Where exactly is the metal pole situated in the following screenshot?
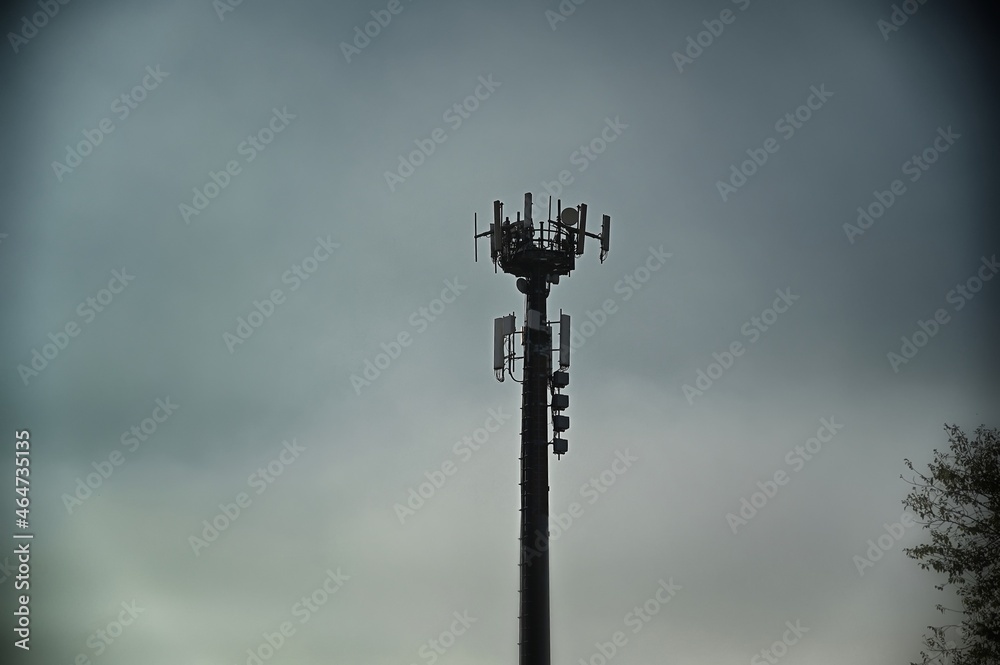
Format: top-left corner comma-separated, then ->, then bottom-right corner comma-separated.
518,272 -> 551,665
475,194 -> 611,665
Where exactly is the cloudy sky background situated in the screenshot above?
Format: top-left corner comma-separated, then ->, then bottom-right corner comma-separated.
1,0 -> 999,663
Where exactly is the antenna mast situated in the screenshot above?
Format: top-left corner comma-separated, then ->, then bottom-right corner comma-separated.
474,192 -> 612,665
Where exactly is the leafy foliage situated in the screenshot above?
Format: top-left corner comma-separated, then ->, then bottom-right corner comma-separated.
902,424 -> 999,665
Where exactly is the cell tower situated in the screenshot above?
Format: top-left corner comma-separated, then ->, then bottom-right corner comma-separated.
474,193 -> 611,665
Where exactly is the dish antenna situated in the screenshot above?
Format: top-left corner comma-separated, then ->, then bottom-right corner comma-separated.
560,207 -> 578,227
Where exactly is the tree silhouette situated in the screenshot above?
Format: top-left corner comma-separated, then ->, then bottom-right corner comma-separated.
902,424 -> 999,665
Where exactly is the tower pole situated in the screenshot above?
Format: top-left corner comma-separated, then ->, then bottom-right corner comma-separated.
519,272 -> 551,665
473,193 -> 611,665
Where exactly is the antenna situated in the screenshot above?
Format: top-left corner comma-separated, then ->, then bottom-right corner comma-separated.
494,314 -> 514,374
493,317 -> 505,372
492,201 -> 503,261
559,312 -> 570,369
576,203 -> 588,256
560,207 -> 578,227
601,214 -> 611,262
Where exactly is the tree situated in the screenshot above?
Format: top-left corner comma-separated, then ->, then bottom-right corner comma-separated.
901,424 -> 999,665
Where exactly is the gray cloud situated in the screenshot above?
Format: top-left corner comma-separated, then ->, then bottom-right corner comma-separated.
1,0 -> 998,663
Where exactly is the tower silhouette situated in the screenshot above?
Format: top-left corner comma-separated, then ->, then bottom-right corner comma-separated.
475,193 -> 611,665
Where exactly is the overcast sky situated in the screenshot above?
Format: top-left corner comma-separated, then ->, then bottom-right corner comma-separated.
1,0 -> 999,664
